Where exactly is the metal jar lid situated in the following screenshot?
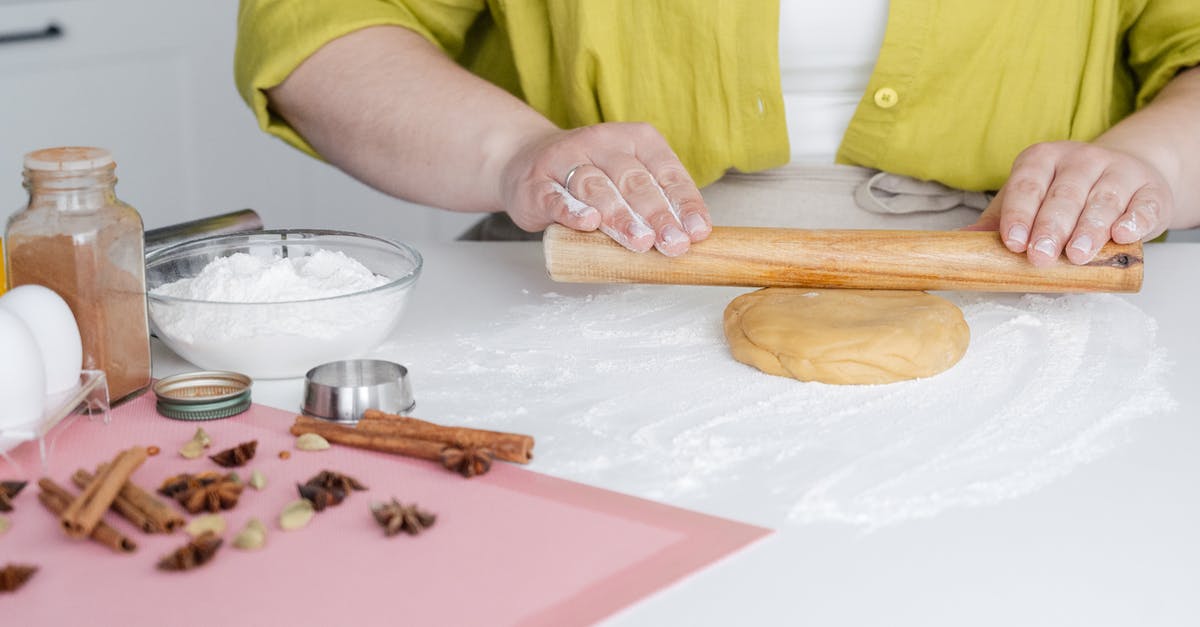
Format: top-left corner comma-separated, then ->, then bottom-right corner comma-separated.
153,371 -> 253,421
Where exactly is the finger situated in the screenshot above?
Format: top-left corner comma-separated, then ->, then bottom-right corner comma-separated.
655,166 -> 711,241
1063,172 -> 1134,264
1027,158 -> 1106,266
565,163 -> 655,252
543,181 -> 601,232
998,145 -> 1059,253
593,153 -> 690,256
962,190 -> 1003,231
635,140 -> 712,242
507,179 -> 592,232
1112,185 -> 1169,244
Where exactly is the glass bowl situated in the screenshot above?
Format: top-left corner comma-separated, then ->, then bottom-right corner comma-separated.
145,229 -> 421,379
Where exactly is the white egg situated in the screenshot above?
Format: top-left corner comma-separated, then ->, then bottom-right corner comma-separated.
0,285 -> 83,393
0,308 -> 46,430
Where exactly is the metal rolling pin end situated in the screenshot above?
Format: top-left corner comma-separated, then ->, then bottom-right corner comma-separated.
144,209 -> 264,254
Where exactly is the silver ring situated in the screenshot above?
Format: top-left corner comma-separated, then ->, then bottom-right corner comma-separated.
563,163 -> 587,191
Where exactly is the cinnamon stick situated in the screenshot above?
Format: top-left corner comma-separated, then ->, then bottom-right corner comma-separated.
290,419 -> 446,461
72,468 -> 184,534
59,447 -> 148,538
37,479 -> 136,553
357,409 -> 534,463
70,469 -> 148,531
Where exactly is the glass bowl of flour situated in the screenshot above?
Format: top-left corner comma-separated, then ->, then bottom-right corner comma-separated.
145,229 -> 421,379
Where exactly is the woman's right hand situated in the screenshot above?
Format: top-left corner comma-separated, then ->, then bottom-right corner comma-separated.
499,122 -> 712,256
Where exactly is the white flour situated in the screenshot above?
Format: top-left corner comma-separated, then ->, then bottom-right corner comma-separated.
150,250 -> 405,378
151,249 -> 387,302
381,286 -> 1174,529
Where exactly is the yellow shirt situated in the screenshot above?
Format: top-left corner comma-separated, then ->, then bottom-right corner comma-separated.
235,0 -> 1200,192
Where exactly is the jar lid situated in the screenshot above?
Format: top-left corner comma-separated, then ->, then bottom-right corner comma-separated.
153,370 -> 253,421
23,147 -> 114,172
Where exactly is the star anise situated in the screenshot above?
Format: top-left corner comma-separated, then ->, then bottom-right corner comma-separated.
158,472 -> 244,514
184,480 -> 243,514
297,470 -> 367,512
209,440 -> 257,468
0,563 -> 37,593
371,499 -> 437,537
157,531 -> 223,571
0,481 -> 27,512
297,483 -> 344,512
440,446 -> 493,478
306,470 -> 368,494
159,471 -> 221,498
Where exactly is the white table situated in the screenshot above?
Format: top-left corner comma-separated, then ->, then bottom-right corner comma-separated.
153,241 -> 1200,626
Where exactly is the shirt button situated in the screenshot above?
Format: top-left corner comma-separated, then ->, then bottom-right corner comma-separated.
873,87 -> 899,108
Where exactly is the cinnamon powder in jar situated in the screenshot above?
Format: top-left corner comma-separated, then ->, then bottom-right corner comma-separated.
4,148 -> 151,402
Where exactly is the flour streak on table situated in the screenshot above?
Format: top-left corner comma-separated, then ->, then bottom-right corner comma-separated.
381,286 -> 1173,529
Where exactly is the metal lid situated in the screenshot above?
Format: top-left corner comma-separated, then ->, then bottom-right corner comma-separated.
153,371 -> 253,421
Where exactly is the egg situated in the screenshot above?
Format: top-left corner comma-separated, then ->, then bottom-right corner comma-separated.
0,285 -> 83,393
0,308 -> 46,430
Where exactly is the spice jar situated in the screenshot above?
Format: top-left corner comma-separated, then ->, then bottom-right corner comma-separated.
4,147 -> 151,402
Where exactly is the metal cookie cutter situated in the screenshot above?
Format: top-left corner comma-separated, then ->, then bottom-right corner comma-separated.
302,359 -> 415,424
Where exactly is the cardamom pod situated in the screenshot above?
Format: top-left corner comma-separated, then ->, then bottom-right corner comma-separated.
179,439 -> 206,459
0,515 -> 10,535
233,518 -> 267,550
193,428 -> 212,448
185,513 -> 227,537
279,499 -> 315,531
248,470 -> 267,491
295,433 -> 331,452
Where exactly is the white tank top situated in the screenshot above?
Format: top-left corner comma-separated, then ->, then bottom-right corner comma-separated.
779,0 -> 890,163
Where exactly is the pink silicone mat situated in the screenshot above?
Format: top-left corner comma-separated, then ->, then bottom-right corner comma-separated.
0,392 -> 770,626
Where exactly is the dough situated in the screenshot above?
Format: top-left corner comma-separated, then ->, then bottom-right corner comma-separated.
723,288 -> 969,384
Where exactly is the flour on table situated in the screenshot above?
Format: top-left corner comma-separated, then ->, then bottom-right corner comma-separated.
379,286 -> 1174,529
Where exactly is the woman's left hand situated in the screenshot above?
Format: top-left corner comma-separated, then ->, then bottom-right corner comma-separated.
969,140 -> 1173,266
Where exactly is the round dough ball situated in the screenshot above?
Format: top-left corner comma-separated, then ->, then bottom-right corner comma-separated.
723,288 -> 969,385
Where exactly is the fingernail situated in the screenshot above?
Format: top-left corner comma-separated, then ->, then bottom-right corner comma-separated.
627,219 -> 654,241
598,225 -> 630,249
660,224 -> 688,246
1007,224 -> 1029,246
1117,216 -> 1138,235
1032,237 -> 1057,258
570,205 -> 598,222
683,213 -> 707,235
1069,234 -> 1093,255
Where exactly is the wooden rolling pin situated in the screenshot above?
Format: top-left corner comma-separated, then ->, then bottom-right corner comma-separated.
543,225 -> 1143,293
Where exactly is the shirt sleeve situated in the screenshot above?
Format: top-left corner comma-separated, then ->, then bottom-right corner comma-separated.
234,0 -> 487,158
1126,0 -> 1200,108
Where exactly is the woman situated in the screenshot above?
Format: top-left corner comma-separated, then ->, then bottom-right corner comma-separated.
235,1 -> 1200,265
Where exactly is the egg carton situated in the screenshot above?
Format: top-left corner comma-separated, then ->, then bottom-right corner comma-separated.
0,369 -> 110,472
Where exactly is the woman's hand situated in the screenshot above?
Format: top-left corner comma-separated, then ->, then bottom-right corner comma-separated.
972,141 -> 1173,266
499,122 -> 712,256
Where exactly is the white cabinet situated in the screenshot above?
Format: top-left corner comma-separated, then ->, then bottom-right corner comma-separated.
0,0 -> 478,240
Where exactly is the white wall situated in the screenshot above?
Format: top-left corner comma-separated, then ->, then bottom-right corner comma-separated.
0,0 -> 479,240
